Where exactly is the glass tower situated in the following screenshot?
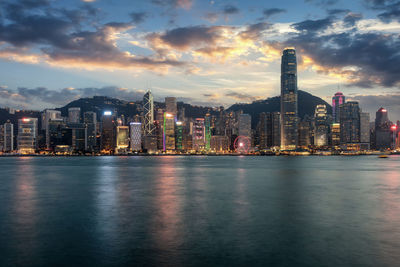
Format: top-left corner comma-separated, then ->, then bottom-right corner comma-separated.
280,47 -> 298,150
332,92 -> 345,123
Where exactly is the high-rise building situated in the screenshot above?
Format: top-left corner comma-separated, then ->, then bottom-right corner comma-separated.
375,107 -> 391,149
211,136 -> 230,152
340,102 -> 360,144
116,126 -> 129,153
143,91 -> 155,136
298,121 -> 311,148
84,112 -> 97,151
17,118 -> 38,154
3,120 -> 13,152
280,47 -> 298,150
163,112 -> 175,151
68,107 -> 81,123
175,121 -> 183,150
360,112 -> 370,147
205,114 -> 211,150
41,109 -> 62,131
331,123 -> 341,147
332,92 -> 345,123
100,111 -> 116,153
238,114 -> 252,138
130,122 -> 142,151
193,118 -> 205,151
314,104 -> 328,147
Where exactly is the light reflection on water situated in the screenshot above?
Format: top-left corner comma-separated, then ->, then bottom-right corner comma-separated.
0,156 -> 399,266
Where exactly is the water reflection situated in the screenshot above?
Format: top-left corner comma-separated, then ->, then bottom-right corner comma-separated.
151,156 -> 184,266
11,157 -> 39,266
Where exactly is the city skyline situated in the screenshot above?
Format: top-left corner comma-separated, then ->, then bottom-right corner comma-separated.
0,0 -> 400,120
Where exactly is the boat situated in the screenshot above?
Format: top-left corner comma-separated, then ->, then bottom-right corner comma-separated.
378,154 -> 389,158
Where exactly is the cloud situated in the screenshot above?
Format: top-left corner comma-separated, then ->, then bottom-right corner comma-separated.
147,25 -> 226,51
225,90 -> 262,102
343,12 -> 363,27
0,0 -> 186,71
151,0 -> 193,9
305,0 -> 339,6
349,93 -> 400,120
270,16 -> 400,88
364,0 -> 400,22
130,12 -> 148,24
223,5 -> 240,15
262,8 -> 286,18
291,17 -> 333,32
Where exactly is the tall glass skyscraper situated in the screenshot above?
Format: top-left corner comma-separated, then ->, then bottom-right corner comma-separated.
280,47 -> 298,150
143,91 -> 155,136
332,92 -> 345,123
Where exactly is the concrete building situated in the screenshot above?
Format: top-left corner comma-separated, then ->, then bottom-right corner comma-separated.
17,118 -> 38,154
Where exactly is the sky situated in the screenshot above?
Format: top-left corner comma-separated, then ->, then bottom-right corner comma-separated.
0,0 -> 400,120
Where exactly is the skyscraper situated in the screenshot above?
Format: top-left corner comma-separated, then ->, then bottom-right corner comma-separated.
84,111 -> 97,151
340,102 -> 360,144
280,47 -> 298,150
193,118 -> 205,151
375,107 -> 391,149
332,92 -> 345,123
165,97 -> 177,115
68,107 -> 81,123
314,104 -> 328,147
17,118 -> 38,154
100,111 -> 116,153
360,112 -> 370,146
3,120 -> 13,152
143,91 -> 155,136
238,114 -> 252,138
130,122 -> 142,151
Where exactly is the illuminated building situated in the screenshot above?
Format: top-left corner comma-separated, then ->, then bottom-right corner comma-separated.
360,112 -> 370,149
314,104 -> 328,147
193,118 -> 205,151
332,92 -> 345,123
298,121 -> 311,148
175,121 -> 183,150
375,107 -> 392,149
3,120 -> 13,152
211,135 -> 230,152
68,107 -> 81,123
339,102 -> 360,145
280,47 -> 298,150
331,123 -> 341,147
143,90 -> 155,136
163,112 -> 175,151
116,126 -> 129,153
238,114 -> 252,138
48,120 -> 66,150
205,114 -> 211,150
17,118 -> 38,154
0,125 -> 3,151
143,136 -> 157,153
257,113 -> 268,149
100,111 -> 116,153
84,112 -> 97,151
130,122 -> 142,151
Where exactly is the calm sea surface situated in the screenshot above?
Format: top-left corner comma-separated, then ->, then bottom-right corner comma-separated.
0,156 -> 399,267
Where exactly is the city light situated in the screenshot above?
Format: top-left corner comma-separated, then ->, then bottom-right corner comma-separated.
22,118 -> 30,122
176,121 -> 182,126
165,113 -> 173,118
103,111 -> 112,116
391,125 -> 397,130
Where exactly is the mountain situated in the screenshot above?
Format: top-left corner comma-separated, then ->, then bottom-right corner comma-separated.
227,90 -> 332,127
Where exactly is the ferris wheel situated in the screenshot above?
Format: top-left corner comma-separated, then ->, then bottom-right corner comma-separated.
234,136 -> 251,153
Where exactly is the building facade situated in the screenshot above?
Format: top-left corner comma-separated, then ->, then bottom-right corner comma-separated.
280,48 -> 298,150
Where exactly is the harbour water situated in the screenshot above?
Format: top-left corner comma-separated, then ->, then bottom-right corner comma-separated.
0,156 -> 399,266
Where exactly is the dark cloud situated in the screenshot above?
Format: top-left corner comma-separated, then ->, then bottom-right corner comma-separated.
364,0 -> 400,22
273,17 -> 400,88
147,25 -> 224,50
327,9 -> 351,15
343,12 -> 363,27
291,17 -> 333,32
239,22 -> 271,40
262,8 -> 286,18
350,93 -> 400,120
130,12 -> 148,24
305,0 -> 339,6
223,5 -> 240,15
0,0 -> 186,70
